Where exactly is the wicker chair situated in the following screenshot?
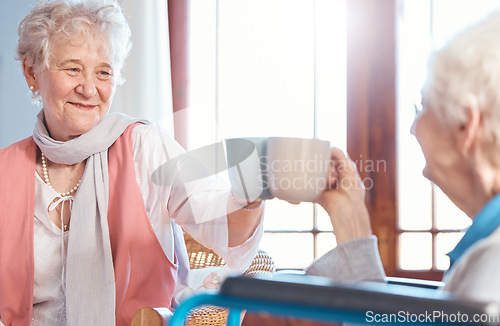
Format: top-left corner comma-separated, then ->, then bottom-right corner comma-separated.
130,234 -> 275,326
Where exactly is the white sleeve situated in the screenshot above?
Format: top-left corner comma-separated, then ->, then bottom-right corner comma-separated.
131,124 -> 263,271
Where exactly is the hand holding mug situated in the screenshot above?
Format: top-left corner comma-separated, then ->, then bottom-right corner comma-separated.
315,147 -> 373,244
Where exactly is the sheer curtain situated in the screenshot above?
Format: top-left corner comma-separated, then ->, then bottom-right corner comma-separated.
113,0 -> 175,138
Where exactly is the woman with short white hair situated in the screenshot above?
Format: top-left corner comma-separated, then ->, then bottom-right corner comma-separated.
309,10 -> 500,305
0,1 -> 264,325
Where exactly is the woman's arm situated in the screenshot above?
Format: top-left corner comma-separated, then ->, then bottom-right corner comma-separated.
305,147 -> 385,281
132,124 -> 263,270
226,194 -> 263,247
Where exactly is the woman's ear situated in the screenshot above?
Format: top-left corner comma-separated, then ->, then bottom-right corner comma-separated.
23,58 -> 38,92
457,95 -> 481,154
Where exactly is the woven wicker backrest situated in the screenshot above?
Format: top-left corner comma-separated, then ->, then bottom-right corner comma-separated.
184,233 -> 275,276
184,233 -> 226,269
183,233 -> 275,326
131,234 -> 275,326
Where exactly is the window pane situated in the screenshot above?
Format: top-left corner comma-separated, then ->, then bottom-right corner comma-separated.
189,0 -> 347,147
435,232 -> 465,271
398,178 -> 432,231
397,0 -> 433,232
315,0 -> 347,151
316,232 -> 337,259
434,186 -> 471,231
218,0 -> 315,139
263,199 -> 313,231
260,233 -> 313,269
316,204 -> 333,232
399,232 -> 432,270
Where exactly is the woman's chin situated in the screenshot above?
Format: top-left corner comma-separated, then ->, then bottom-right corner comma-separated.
421,166 -> 432,181
421,166 -> 442,188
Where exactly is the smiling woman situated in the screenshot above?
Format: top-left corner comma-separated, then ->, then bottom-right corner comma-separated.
0,1 -> 265,325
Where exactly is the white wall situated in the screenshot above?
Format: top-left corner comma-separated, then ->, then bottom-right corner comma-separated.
0,1 -> 38,148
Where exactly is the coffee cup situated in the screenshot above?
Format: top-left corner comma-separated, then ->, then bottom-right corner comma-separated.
266,137 -> 331,202
225,137 -> 268,203
225,137 -> 331,203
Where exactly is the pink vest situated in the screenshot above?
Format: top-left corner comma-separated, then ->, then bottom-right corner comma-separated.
0,124 -> 177,325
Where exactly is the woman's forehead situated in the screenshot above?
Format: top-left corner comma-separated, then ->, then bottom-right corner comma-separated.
50,33 -> 112,66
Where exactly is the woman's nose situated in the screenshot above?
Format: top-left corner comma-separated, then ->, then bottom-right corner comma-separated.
76,74 -> 96,98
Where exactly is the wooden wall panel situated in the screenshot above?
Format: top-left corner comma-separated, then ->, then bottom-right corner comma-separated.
346,0 -> 398,275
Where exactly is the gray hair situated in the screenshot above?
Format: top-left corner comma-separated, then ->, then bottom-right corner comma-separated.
17,0 -> 131,96
422,10 -> 500,151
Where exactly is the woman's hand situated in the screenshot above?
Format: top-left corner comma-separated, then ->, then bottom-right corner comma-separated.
316,147 -> 372,244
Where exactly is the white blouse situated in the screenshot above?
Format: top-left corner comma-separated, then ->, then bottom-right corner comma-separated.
20,124 -> 263,326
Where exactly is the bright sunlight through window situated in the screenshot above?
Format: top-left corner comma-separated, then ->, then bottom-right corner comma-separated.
189,0 -> 346,269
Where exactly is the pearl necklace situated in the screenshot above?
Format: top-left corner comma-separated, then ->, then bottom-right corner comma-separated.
41,153 -> 81,197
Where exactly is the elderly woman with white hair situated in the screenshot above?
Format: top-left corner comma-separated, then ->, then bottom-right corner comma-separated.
308,10 -> 500,304
0,0 -> 263,325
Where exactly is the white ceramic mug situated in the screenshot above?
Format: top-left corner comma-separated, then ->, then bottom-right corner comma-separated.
266,137 -> 331,202
225,137 -> 331,203
225,137 -> 268,203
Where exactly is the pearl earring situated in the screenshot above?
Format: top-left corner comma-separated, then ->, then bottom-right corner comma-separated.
29,86 -> 35,91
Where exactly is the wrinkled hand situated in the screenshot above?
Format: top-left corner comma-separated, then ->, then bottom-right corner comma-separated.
315,147 -> 372,244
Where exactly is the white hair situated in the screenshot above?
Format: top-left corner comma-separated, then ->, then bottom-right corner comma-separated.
16,0 -> 131,101
422,10 -> 500,151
